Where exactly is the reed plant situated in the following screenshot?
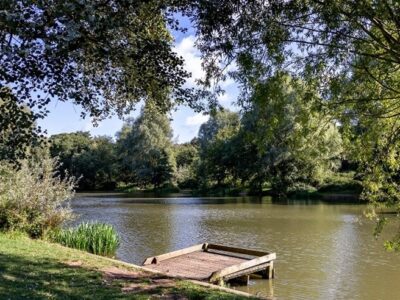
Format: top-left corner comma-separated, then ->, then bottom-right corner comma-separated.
52,222 -> 119,257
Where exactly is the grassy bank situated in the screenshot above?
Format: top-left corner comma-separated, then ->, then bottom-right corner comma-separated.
0,233 -> 254,299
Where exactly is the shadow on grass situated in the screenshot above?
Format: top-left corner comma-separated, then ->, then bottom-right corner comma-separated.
0,252 -> 249,300
0,251 -> 177,299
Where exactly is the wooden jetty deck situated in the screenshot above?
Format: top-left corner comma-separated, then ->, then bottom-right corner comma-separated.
143,243 -> 276,285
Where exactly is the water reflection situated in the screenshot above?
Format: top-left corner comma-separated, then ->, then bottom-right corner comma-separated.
71,194 -> 400,300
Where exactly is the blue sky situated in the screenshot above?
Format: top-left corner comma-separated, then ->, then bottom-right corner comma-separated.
38,16 -> 239,143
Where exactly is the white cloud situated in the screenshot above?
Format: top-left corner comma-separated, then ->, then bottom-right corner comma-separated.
173,36 -> 204,87
185,113 -> 209,126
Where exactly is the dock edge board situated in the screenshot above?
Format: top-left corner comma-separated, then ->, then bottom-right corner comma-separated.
208,253 -> 276,283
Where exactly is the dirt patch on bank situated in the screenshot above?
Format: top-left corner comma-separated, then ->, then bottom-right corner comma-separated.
63,260 -> 83,267
102,266 -> 146,280
101,266 -> 184,298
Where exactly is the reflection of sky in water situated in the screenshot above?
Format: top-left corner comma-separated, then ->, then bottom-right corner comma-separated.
71,194 -> 400,300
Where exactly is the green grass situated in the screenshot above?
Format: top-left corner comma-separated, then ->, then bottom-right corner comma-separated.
51,222 -> 120,257
284,172 -> 364,201
0,232 -> 254,299
317,171 -> 363,194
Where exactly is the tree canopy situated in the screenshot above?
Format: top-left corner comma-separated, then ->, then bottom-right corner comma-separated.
0,88 -> 43,161
116,105 -> 175,188
0,0 -> 198,129
181,0 -> 400,248
50,132 -> 117,190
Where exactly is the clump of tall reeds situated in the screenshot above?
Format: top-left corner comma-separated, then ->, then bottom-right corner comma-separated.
51,222 -> 120,257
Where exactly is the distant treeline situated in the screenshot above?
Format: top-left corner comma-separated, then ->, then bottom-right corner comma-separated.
49,76 -> 362,196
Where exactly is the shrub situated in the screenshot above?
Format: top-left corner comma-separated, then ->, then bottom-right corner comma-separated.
51,222 -> 120,257
0,158 -> 75,237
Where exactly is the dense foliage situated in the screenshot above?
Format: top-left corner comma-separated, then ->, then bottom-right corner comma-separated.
0,0 -> 197,121
0,157 -> 75,237
0,1 -> 201,164
49,87 -> 346,196
116,105 -> 176,189
50,132 -> 117,190
0,88 -> 44,161
182,0 -> 400,248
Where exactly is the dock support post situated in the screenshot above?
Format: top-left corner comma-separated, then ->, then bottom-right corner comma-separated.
242,275 -> 250,285
256,262 -> 275,279
266,261 -> 274,279
218,279 -> 225,287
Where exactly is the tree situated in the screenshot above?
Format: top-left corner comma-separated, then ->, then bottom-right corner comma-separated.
187,1 -> 399,103
185,0 -> 400,246
197,110 -> 241,188
240,74 -> 343,194
50,132 -> 92,189
1,1 -> 196,116
174,140 -> 199,189
116,105 -> 175,189
90,136 -> 118,189
0,0 -> 210,162
0,88 -> 43,161
49,132 -> 117,190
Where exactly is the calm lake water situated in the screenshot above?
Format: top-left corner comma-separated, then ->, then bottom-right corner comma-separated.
71,193 -> 400,300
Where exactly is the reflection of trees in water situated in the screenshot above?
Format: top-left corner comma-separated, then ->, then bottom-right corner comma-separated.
118,203 -> 174,264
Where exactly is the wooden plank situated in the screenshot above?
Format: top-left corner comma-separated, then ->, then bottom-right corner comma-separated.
145,251 -> 248,280
223,263 -> 271,281
207,243 -> 269,257
209,253 -> 276,283
143,243 -> 275,286
143,243 -> 207,265
266,261 -> 274,279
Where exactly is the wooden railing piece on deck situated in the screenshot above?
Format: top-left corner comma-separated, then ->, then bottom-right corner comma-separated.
143,243 -> 207,265
206,243 -> 269,257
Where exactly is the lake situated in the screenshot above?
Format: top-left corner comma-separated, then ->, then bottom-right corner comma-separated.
71,193 -> 400,300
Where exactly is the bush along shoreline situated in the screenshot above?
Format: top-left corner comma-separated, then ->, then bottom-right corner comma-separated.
0,157 -> 75,238
0,156 -> 122,258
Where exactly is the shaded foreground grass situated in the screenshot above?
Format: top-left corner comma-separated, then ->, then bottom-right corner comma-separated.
0,233 -> 255,299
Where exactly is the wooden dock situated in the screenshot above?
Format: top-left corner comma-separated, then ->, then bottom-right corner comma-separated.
143,243 -> 276,285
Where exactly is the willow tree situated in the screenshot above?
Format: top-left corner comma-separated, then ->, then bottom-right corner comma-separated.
240,74 -> 343,194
